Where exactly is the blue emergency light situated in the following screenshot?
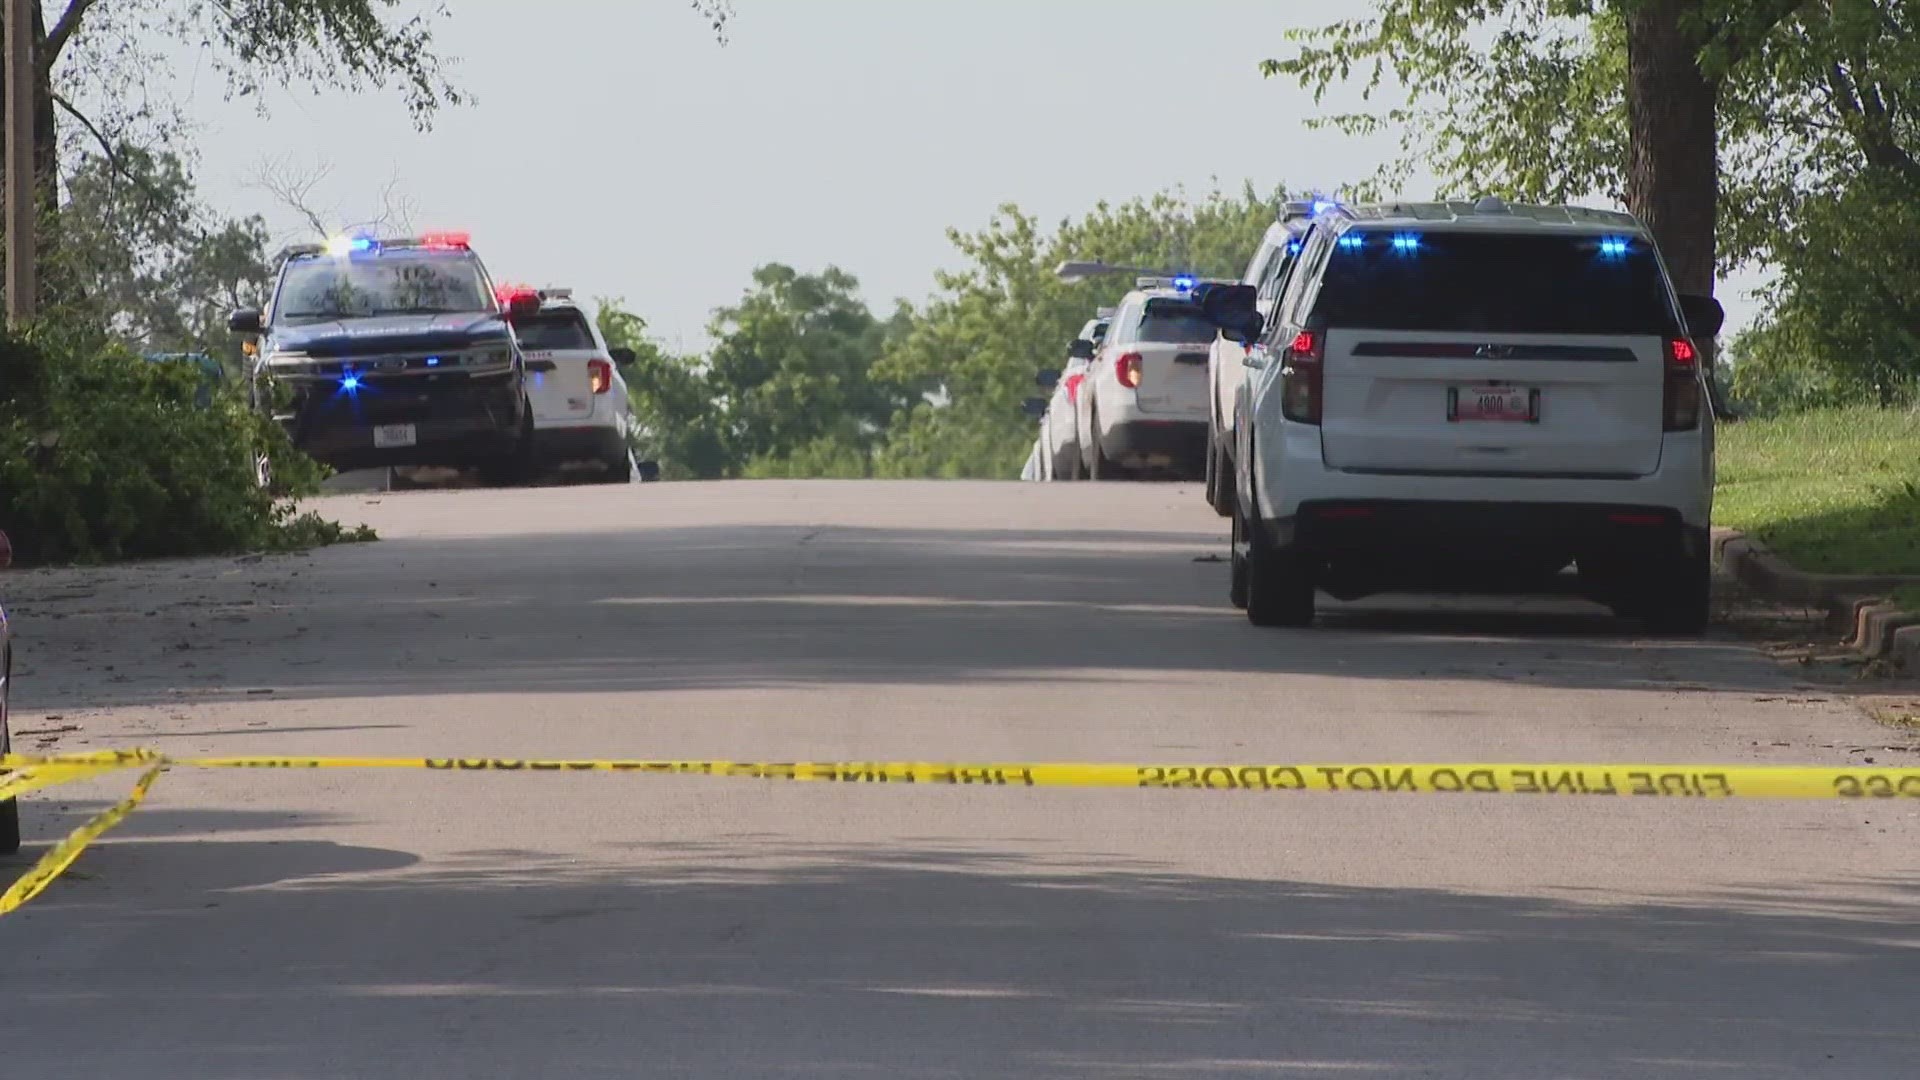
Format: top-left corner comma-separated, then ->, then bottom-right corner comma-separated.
1598,236 -> 1631,259
1172,274 -> 1196,292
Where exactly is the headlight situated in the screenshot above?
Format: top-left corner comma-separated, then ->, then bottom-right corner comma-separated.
467,348 -> 513,369
263,350 -> 311,368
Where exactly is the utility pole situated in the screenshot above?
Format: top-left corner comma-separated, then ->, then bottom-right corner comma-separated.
4,0 -> 34,325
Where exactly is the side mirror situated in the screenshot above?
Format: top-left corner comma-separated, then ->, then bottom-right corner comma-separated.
1022,397 -> 1048,419
636,460 -> 661,482
1067,338 -> 1096,360
1219,310 -> 1266,346
1677,293 -> 1725,339
228,309 -> 263,334
505,292 -> 540,322
1036,368 -> 1060,390
609,346 -> 637,367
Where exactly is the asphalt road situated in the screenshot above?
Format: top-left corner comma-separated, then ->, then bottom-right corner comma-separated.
1,480 -> 1915,1078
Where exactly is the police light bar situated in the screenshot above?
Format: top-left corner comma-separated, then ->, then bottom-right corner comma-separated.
1095,307 -> 1116,320
538,287 -> 574,301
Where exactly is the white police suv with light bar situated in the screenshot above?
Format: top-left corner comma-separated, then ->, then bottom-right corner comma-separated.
1201,200 -> 1321,516
507,287 -> 640,482
1073,278 -> 1222,480
1215,197 -> 1723,633
1032,312 -> 1111,480
228,231 -> 536,480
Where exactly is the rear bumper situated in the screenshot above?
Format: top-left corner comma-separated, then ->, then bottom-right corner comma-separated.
532,423 -> 628,464
1259,499 -> 1707,584
280,375 -> 524,470
1102,419 -> 1208,464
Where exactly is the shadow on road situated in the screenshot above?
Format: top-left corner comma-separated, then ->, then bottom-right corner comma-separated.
8,519 -> 1790,711
0,834 -> 1909,1076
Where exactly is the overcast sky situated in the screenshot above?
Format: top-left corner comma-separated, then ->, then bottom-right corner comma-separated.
160,0 -> 1765,349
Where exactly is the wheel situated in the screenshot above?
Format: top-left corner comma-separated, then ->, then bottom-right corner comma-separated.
478,409 -> 535,485
1245,540 -> 1316,628
1641,549 -> 1711,636
1,649 -> 16,855
598,453 -> 634,484
1206,443 -> 1235,517
1228,510 -> 1250,610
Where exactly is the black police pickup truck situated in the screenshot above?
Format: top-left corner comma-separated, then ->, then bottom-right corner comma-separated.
229,232 -> 539,478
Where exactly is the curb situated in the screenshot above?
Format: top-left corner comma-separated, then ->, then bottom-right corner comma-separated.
1712,528 -> 1920,673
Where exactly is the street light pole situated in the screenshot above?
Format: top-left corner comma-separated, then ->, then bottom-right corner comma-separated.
4,0 -> 35,325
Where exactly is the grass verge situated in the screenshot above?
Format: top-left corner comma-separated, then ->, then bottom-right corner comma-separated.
1715,407 -> 1920,579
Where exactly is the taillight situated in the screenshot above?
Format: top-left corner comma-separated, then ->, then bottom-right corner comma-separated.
1663,337 -> 1700,431
1281,329 -> 1323,424
1115,352 -> 1143,389
588,358 -> 613,395
1064,372 -> 1085,403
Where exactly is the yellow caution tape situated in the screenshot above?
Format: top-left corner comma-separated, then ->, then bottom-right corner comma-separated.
3,750 -> 1918,918
0,765 -> 163,916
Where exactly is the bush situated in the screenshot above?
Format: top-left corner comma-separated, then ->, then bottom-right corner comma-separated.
1727,170 -> 1920,415
0,329 -> 372,563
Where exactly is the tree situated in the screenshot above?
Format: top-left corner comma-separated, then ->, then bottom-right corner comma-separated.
704,263 -> 903,475
47,145 -> 272,368
875,186 -> 1290,478
595,298 -> 727,480
1265,1 -> 1869,292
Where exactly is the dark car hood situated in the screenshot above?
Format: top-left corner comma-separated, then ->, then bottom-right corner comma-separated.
270,312 -> 510,357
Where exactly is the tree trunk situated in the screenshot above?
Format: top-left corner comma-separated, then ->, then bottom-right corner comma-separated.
1624,0 -> 1733,416
0,3 -> 63,307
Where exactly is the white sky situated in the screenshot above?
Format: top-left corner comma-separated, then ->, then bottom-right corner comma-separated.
155,0 -> 1766,350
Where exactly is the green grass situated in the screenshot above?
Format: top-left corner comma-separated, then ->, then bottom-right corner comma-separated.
1715,407 -> 1920,578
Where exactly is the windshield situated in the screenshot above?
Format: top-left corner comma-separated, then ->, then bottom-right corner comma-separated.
1313,231 -> 1680,334
274,253 -> 492,323
514,310 -> 598,351
1136,299 -> 1216,344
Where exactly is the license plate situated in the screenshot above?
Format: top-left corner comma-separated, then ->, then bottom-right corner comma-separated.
372,423 -> 418,448
1448,385 -> 1538,423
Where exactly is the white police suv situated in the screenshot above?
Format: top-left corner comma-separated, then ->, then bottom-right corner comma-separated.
1203,201 -> 1318,515
510,287 -> 639,483
1218,198 -> 1723,633
1034,312 -> 1110,480
1074,279 -> 1219,480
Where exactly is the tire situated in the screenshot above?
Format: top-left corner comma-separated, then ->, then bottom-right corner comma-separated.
1641,549 -> 1712,636
1206,443 -> 1235,517
1245,540 -> 1316,628
478,409 -> 535,486
1,649 -> 16,855
1228,510 -> 1250,610
598,453 -> 634,485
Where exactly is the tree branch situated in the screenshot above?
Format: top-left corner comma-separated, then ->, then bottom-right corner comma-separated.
42,0 -> 101,69
1712,0 -> 1816,70
50,90 -> 177,219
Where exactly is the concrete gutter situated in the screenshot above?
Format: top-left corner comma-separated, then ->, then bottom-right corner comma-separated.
1713,528 -> 1920,673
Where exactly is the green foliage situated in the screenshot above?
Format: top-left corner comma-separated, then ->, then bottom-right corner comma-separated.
53,0 -> 462,131
875,186 -> 1290,478
1715,406 -> 1920,577
1729,171 -> 1920,413
0,330 -> 364,563
46,147 -> 273,371
595,298 -> 722,480
706,264 -> 905,469
1263,0 -> 1909,270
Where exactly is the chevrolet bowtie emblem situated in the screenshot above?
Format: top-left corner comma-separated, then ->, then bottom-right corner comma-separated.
1475,344 -> 1514,359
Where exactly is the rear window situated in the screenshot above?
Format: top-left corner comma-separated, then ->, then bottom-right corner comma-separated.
1136,299 -> 1216,345
1311,231 -> 1680,335
514,310 -> 597,351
